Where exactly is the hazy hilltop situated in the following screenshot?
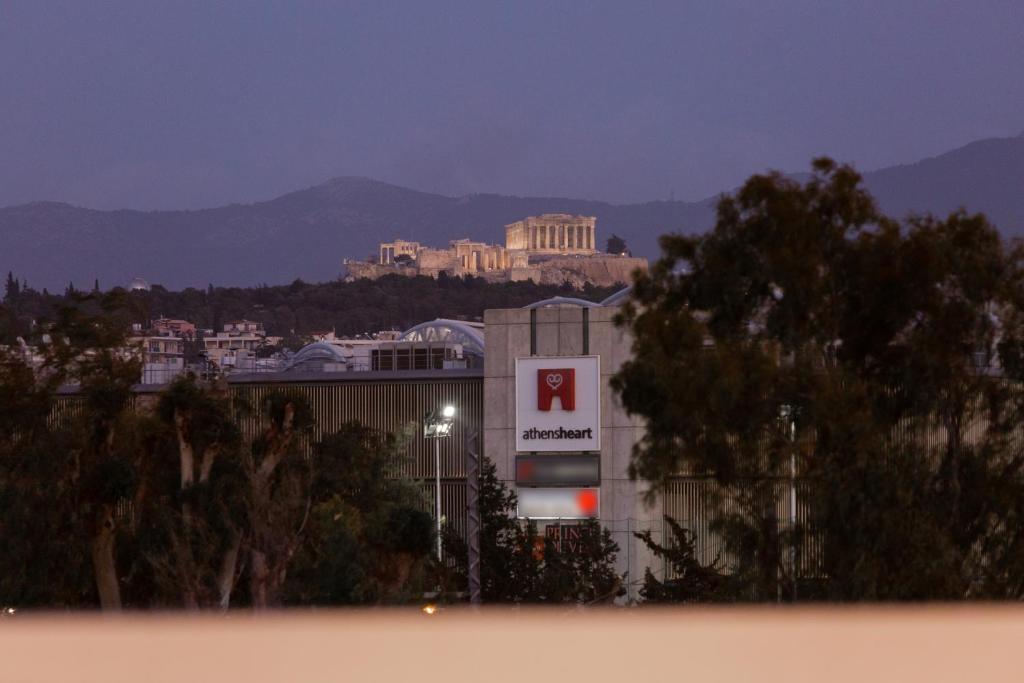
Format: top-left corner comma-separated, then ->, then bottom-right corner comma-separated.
863,132 -> 1024,226
2,133 -> 1023,291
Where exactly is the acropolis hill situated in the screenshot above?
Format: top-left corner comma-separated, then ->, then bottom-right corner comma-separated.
343,213 -> 648,288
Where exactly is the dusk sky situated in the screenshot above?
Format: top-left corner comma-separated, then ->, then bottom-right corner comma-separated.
2,1 -> 1022,210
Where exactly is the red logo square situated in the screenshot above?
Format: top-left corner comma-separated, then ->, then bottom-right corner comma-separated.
537,368 -> 575,411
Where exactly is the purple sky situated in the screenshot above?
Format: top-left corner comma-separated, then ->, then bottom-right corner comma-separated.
2,1 -> 1023,210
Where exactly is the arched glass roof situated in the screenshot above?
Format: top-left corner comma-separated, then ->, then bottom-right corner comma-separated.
398,319 -> 485,357
284,342 -> 349,371
523,296 -> 601,309
600,287 -> 632,306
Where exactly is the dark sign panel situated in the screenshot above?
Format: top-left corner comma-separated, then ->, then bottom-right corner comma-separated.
515,455 -> 600,486
544,523 -> 597,553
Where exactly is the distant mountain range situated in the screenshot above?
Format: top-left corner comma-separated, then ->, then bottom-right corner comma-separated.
2,132 -> 1023,290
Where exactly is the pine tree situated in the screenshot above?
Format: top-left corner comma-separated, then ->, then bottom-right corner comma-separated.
3,271 -> 19,301
444,457 -> 624,603
634,516 -> 739,603
605,234 -> 629,256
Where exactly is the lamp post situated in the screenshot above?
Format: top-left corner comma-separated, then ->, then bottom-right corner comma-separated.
780,403 -> 798,602
424,405 -> 456,562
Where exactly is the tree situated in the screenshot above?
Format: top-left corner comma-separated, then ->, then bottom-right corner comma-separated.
133,375 -> 246,609
0,345 -> 92,607
245,391 -> 315,608
634,516 -> 739,603
606,234 -> 629,256
0,293 -> 146,609
285,423 -> 434,605
444,457 -> 624,603
4,271 -> 19,302
613,158 -> 1024,600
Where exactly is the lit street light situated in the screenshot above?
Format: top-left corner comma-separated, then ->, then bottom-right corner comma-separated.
424,405 -> 456,562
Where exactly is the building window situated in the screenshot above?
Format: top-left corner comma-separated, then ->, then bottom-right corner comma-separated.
371,349 -> 393,371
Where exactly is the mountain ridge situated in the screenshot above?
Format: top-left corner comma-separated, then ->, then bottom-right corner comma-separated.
2,133 -> 1023,290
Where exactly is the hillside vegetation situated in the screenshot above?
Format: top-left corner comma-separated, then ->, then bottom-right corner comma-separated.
0,274 -> 620,347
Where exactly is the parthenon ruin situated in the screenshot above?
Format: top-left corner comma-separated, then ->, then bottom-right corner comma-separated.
504,214 -> 597,254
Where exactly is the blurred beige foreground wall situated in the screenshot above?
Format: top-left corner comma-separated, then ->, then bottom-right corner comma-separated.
1,607 -> 1020,682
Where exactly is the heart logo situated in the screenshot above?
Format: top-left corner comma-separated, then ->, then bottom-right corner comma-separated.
545,372 -> 563,391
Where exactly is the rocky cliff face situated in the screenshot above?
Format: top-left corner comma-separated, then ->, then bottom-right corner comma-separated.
530,255 -> 648,288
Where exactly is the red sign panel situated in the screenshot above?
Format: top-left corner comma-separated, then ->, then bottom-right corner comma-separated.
537,368 -> 575,411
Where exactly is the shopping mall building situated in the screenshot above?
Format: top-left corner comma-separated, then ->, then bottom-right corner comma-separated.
120,290 -> 687,599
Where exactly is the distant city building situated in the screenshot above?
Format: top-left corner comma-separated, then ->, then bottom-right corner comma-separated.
151,318 -> 196,339
129,319 -> 193,384
202,320 -> 281,373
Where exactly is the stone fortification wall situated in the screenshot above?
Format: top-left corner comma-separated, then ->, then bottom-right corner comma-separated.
344,254 -> 647,289
343,261 -> 418,280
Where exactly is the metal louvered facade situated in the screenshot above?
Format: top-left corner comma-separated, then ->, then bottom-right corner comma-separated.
228,370 -> 483,533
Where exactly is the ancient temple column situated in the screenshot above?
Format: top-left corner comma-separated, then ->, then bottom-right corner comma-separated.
588,225 -> 594,250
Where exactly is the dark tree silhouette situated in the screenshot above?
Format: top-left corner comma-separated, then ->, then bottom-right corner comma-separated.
614,158 -> 1024,600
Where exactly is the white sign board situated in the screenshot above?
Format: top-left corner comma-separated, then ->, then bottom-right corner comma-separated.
517,487 -> 600,519
515,355 -> 601,452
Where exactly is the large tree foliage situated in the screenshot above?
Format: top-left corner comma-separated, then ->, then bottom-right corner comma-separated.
243,391 -> 316,608
0,293 -> 145,609
606,234 -> 630,256
286,423 -> 435,605
613,158 -> 1024,600
122,376 -> 248,609
634,516 -> 739,603
444,458 -> 624,603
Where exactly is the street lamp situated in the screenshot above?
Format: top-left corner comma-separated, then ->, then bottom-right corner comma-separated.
780,404 -> 798,601
424,405 -> 456,562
